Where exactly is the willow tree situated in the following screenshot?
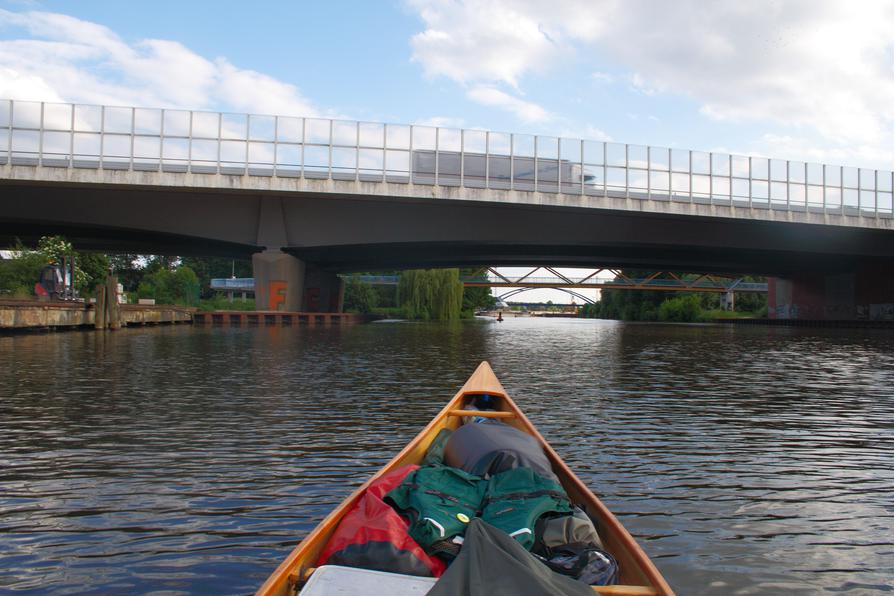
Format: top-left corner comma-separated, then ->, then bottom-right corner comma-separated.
398,268 -> 463,320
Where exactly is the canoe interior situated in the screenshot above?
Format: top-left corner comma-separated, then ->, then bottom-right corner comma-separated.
257,362 -> 673,596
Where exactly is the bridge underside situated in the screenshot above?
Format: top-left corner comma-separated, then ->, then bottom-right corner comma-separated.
286,241 -> 878,274
4,179 -> 894,318
3,180 -> 894,275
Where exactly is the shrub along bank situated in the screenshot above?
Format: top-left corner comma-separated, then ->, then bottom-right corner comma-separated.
580,270 -> 767,322
345,268 -> 496,320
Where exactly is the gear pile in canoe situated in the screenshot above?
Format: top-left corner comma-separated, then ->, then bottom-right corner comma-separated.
256,362 -> 674,596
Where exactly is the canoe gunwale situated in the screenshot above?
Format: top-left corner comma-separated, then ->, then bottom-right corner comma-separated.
255,362 -> 674,596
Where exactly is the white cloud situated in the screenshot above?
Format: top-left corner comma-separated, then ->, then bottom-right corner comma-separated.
557,125 -> 612,142
408,0 -> 579,89
466,86 -> 551,122
414,116 -> 467,128
0,9 -> 318,117
407,0 -> 894,168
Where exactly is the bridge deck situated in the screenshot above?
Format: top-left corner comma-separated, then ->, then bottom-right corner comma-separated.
2,98 -> 892,228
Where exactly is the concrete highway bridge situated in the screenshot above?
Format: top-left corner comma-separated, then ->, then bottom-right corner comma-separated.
2,99 -> 893,320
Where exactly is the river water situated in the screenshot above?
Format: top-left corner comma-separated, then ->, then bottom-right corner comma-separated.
1,318 -> 893,595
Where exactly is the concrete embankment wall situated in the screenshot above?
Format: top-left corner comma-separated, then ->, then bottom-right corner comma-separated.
0,300 -> 193,330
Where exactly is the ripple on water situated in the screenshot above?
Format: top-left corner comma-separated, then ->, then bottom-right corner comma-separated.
1,320 -> 893,594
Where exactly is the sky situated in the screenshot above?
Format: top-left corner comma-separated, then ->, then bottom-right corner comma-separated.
3,0 -> 894,302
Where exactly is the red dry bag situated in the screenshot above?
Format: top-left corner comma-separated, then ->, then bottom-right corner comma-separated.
317,465 -> 446,577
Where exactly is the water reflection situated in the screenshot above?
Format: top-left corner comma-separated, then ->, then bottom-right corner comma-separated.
1,320 -> 893,594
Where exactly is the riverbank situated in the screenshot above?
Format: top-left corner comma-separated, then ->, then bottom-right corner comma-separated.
0,300 -> 372,331
714,317 -> 894,329
0,299 -> 193,331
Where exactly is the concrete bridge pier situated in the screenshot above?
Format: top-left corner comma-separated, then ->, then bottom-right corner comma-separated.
769,265 -> 894,321
303,267 -> 345,313
252,249 -> 305,311
252,197 -> 344,313
720,291 -> 735,311
251,250 -> 345,313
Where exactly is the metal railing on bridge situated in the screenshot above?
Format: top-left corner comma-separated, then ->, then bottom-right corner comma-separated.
210,278 -> 255,291
347,270 -> 768,293
3,98 -> 891,217
210,272 -> 766,294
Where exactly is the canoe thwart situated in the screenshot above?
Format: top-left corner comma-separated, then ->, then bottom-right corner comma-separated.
448,409 -> 515,418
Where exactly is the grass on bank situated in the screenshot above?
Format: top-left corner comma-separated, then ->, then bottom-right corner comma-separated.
196,296 -> 256,312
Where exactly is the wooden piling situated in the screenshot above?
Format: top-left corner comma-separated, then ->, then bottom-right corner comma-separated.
95,284 -> 107,330
106,275 -> 121,330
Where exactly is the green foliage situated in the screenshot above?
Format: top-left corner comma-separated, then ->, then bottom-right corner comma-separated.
580,270 -> 768,321
137,265 -> 200,305
702,309 -> 757,319
197,294 -> 255,311
35,235 -> 72,264
0,244 -> 44,296
733,290 -> 767,313
371,306 -> 409,318
397,268 -> 464,320
657,294 -> 703,322
343,277 -> 379,313
181,256 -> 252,299
107,254 -> 145,292
460,269 -> 497,315
0,237 -> 108,297
75,252 -> 110,295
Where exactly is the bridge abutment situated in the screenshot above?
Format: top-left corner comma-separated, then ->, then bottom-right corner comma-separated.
769,265 -> 894,321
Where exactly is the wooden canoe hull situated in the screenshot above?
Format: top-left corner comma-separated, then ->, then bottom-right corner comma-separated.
257,361 -> 674,596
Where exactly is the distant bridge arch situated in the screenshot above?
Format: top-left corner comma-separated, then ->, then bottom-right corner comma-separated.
496,287 -> 596,305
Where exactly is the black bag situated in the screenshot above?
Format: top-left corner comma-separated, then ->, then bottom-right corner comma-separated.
537,543 -> 620,586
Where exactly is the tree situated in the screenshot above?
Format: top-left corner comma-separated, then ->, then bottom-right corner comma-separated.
108,254 -> 145,293
0,242 -> 44,297
397,268 -> 464,320
0,236 -> 108,297
657,294 -> 702,322
180,256 -> 252,298
580,270 -> 768,320
137,265 -> 200,305
460,269 -> 497,313
343,277 -> 378,313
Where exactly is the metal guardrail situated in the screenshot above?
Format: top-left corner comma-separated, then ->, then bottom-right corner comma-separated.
2,98 -> 892,218
348,275 -> 767,292
465,277 -> 769,292
210,278 -> 255,290
211,275 -> 766,292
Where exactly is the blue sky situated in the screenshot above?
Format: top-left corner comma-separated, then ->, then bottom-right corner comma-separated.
3,0 -> 894,302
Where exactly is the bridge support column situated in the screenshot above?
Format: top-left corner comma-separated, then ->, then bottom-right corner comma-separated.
251,251 -> 344,313
252,249 -> 305,312
769,265 -> 894,321
720,291 -> 735,311
303,267 -> 345,313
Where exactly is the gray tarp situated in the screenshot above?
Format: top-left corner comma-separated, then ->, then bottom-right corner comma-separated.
427,518 -> 594,596
442,422 -> 558,481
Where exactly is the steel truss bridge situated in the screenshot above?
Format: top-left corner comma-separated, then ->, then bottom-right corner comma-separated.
346,268 -> 768,305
